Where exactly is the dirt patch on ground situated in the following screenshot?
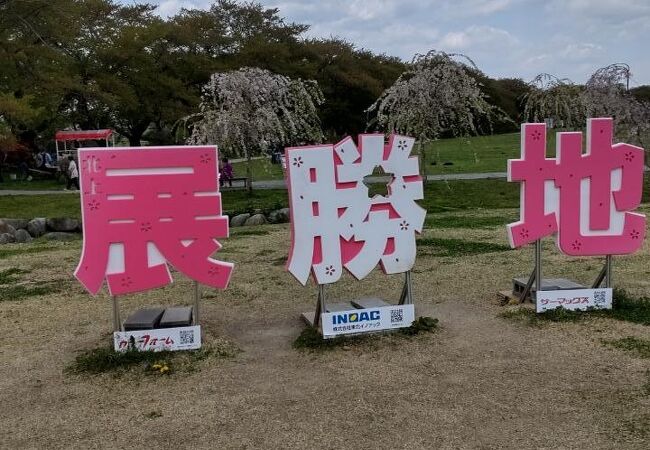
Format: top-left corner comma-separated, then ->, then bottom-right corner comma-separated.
1,211 -> 649,449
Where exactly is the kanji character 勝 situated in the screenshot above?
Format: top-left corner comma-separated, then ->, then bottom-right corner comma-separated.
507,118 -> 646,256
285,134 -> 426,285
74,146 -> 233,296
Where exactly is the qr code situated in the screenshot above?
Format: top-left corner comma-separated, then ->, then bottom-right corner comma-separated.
179,329 -> 194,345
594,290 -> 607,306
390,309 -> 403,324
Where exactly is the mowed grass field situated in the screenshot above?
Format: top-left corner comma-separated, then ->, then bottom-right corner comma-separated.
2,174 -> 650,220
1,204 -> 650,448
227,131 -> 558,180
0,178 -> 522,219
0,130 -> 615,188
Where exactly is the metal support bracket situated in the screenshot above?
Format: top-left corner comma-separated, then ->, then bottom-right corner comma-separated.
194,281 -> 201,325
518,239 -> 542,303
313,284 -> 326,328
110,279 -> 203,333
534,239 -> 542,300
591,255 -> 613,289
312,270 -> 414,327
519,267 -> 536,304
111,295 -> 122,332
398,271 -> 414,305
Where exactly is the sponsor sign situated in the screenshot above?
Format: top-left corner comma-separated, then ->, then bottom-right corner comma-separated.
113,325 -> 201,352
536,288 -> 612,313
321,304 -> 415,338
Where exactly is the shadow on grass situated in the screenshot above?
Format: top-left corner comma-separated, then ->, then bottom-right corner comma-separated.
293,317 -> 439,351
605,288 -> 650,325
0,267 -> 68,301
0,243 -> 63,260
424,214 -> 516,230
417,237 -> 511,257
231,228 -> 271,237
0,267 -> 29,283
603,337 -> 650,359
500,288 -> 650,326
271,256 -> 287,266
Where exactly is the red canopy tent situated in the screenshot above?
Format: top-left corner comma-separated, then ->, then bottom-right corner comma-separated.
55,129 -> 115,158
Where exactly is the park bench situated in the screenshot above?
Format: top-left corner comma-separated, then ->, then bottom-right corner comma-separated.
4,164 -> 62,182
28,167 -> 62,180
221,176 -> 249,189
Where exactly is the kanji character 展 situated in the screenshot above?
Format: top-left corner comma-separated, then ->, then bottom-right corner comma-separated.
74,146 -> 233,295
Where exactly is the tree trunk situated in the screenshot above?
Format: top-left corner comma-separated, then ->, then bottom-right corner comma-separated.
419,140 -> 428,186
128,134 -> 142,146
246,152 -> 253,195
123,120 -> 151,147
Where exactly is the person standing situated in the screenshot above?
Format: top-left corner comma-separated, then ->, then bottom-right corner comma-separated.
220,157 -> 233,187
65,156 -> 79,190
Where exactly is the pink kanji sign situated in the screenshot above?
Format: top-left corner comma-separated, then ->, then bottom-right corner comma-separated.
507,118 -> 646,256
74,146 -> 233,296
285,134 -> 426,285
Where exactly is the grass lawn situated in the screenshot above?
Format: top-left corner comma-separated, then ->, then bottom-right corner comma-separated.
0,131 -> 604,188
231,157 -> 284,181
230,131 -> 563,181
0,194 -> 82,219
1,206 -> 650,447
8,132 -> 524,188
423,132 -> 521,174
0,177 -> 65,191
0,178 -> 523,219
421,130 -> 559,175
0,189 -> 289,219
2,174 -> 649,219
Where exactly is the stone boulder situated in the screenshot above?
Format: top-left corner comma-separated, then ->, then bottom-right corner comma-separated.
0,220 -> 16,237
27,218 -> 47,238
43,232 -> 77,241
0,218 -> 29,230
230,213 -> 251,227
14,229 -> 33,243
0,233 -> 15,244
46,217 -> 80,232
267,208 -> 290,224
244,213 -> 267,226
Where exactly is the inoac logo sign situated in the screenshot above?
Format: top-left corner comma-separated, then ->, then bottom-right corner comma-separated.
332,310 -> 380,325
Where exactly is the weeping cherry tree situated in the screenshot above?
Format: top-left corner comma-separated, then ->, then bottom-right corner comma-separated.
524,64 -> 650,162
366,50 -> 508,181
523,73 -> 585,129
188,67 -> 325,191
582,64 -> 650,151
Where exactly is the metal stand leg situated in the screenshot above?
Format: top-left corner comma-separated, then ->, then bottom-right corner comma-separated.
519,267 -> 536,304
399,271 -> 413,305
112,295 -> 121,332
193,281 -> 201,325
519,240 -> 542,304
592,255 -> 613,289
534,239 -> 542,301
314,284 -> 326,327
406,271 -> 413,305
